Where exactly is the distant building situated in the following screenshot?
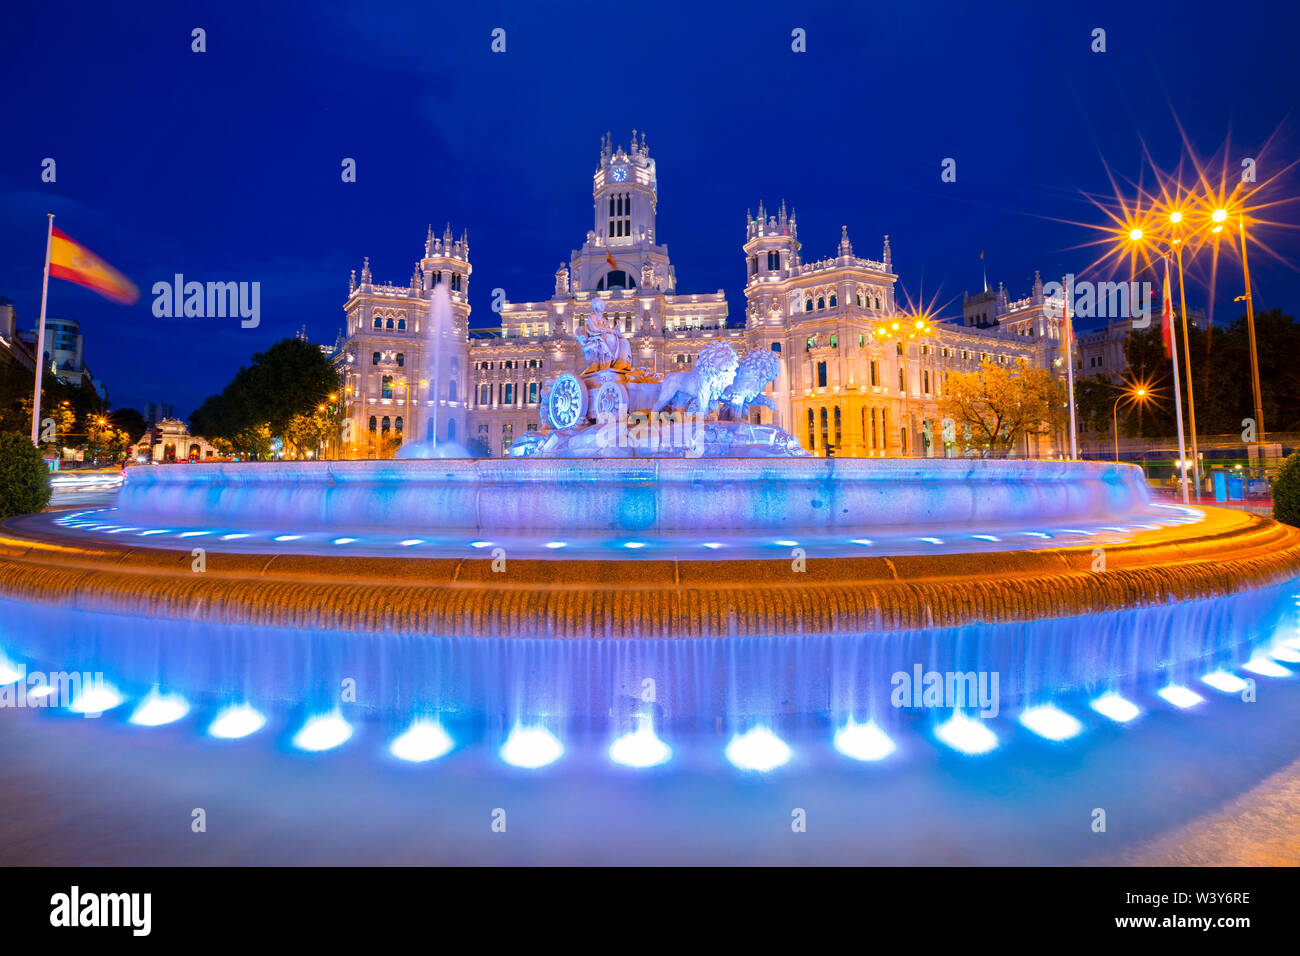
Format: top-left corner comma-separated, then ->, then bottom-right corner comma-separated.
143,402 -> 174,425
332,135 -> 1080,459
135,418 -> 221,463
0,297 -> 36,372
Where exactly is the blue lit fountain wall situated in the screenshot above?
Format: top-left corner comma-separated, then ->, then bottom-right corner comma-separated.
1,578 -> 1292,741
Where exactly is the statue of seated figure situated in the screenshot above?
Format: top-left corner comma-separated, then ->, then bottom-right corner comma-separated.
575,300 -> 632,375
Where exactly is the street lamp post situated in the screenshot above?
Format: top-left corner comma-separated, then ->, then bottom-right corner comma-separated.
1235,213 -> 1265,444
871,315 -> 933,459
1111,385 -> 1147,463
1168,212 -> 1202,496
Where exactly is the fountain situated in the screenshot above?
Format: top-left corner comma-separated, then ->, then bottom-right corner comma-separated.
394,282 -> 469,459
2,312 -> 1300,862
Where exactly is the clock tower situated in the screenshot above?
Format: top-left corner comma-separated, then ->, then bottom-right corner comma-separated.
569,131 -> 673,294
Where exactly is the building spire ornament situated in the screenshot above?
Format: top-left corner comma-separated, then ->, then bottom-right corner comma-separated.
360,257 -> 371,284
882,235 -> 892,268
839,225 -> 853,257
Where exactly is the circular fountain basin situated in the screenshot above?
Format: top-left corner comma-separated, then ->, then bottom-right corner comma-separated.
1,456 -> 1298,785
65,457 -> 1191,559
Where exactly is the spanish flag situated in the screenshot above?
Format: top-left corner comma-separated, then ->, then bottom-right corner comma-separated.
48,227 -> 139,304
605,250 -> 617,272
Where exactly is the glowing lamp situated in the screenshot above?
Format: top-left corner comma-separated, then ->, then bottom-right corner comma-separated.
725,727 -> 791,771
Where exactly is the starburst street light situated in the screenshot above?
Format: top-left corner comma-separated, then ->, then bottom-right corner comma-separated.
1204,199 -> 1264,440
1125,195 -> 1221,495
1110,380 -> 1154,464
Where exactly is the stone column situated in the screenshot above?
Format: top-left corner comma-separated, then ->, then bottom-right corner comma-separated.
841,395 -> 867,457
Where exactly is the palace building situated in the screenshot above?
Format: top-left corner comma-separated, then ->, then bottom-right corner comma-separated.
334,134 -> 1069,458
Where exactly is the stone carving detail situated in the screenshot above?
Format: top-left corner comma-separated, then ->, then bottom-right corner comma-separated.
517,308 -> 808,458
719,347 -> 781,419
574,300 -> 631,373
651,340 -> 738,416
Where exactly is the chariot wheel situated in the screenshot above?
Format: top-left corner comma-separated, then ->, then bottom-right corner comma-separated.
592,380 -> 631,423
545,372 -> 588,430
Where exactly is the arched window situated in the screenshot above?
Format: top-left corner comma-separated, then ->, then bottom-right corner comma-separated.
371,352 -> 380,365
395,416 -> 403,433
385,317 -> 394,329
368,416 -> 377,432
817,297 -> 826,310
447,419 -> 456,440
805,298 -> 813,312
834,407 -> 842,446
396,353 -> 405,367
856,293 -> 863,307
597,270 -> 637,290
397,318 -> 407,331
829,294 -> 837,308
875,297 -> 881,310
448,380 -> 458,402
381,416 -> 391,433
373,316 -> 382,329
808,409 -> 815,448
382,375 -> 393,399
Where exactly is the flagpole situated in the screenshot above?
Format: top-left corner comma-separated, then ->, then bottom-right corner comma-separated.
1061,274 -> 1078,459
30,214 -> 55,446
1164,260 -> 1190,505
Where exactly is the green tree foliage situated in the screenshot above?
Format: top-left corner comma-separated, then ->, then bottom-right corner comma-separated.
1090,310 -> 1300,439
190,338 -> 340,457
0,361 -> 107,446
1272,449 -> 1300,527
0,432 -> 52,517
109,407 -> 148,444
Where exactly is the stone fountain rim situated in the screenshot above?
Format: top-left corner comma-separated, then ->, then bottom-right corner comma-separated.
2,506 -> 1297,639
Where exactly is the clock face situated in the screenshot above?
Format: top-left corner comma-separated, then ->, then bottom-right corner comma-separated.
611,166 -> 627,182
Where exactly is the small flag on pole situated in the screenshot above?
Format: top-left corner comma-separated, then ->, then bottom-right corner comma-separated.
48,227 -> 139,304
605,250 -> 618,272
1160,259 -> 1174,358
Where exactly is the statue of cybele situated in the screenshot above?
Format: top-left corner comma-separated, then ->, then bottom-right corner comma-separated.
575,299 -> 632,374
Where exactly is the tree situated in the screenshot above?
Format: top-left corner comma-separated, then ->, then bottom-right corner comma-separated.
938,359 -> 1066,458
109,407 -> 148,445
285,411 -> 328,458
189,338 -> 340,456
0,433 -> 51,517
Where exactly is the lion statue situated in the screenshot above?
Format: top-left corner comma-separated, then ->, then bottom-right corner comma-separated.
719,347 -> 781,419
650,339 -> 739,417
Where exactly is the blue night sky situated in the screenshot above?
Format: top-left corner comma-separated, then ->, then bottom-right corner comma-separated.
2,0 -> 1297,416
